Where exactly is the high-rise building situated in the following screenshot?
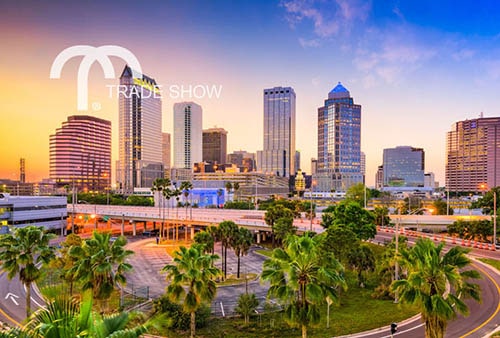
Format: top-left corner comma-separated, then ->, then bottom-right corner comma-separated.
360,151 -> 366,185
294,151 -> 300,174
227,150 -> 256,172
162,133 -> 171,178
262,86 -> 296,177
117,66 -> 163,193
311,158 -> 318,175
203,127 -> 227,164
382,146 -> 425,191
446,116 -> 500,192
50,115 -> 111,192
424,172 -> 437,190
173,102 -> 202,170
375,165 -> 384,190
316,82 -> 362,192
20,158 -> 25,183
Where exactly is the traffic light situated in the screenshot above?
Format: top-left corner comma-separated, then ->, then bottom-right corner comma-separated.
391,322 -> 398,335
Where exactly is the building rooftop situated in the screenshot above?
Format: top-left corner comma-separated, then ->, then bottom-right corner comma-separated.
328,82 -> 351,99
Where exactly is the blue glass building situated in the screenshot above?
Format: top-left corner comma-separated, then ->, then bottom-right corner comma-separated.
382,146 -> 425,191
316,82 -> 362,192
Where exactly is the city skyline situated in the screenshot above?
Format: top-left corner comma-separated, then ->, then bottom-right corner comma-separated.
2,1 -> 500,186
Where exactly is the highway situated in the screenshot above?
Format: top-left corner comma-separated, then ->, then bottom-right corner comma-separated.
0,207 -> 498,337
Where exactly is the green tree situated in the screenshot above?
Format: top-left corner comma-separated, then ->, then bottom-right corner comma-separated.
471,187 -> 500,214
346,183 -> 369,207
348,244 -> 375,287
264,204 -> 294,247
321,201 -> 376,240
231,227 -> 254,278
373,207 -> 391,227
432,199 -> 453,215
69,232 -> 133,308
393,239 -> 481,338
235,293 -> 259,324
22,292 -> 146,338
50,234 -> 83,296
218,220 -> 238,279
233,182 -> 240,201
320,225 -> 359,264
225,182 -> 233,201
261,235 -> 346,338
162,246 -> 221,338
206,225 -> 220,255
0,226 -> 55,317
193,231 -> 214,254
180,181 -> 193,218
273,216 -> 297,246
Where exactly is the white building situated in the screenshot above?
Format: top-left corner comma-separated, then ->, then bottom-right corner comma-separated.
0,193 -> 67,233
173,102 -> 203,170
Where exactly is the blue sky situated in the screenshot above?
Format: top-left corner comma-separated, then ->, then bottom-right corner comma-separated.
1,0 -> 500,186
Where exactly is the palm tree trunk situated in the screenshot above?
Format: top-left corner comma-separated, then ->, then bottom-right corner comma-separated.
237,253 -> 241,278
26,282 -> 31,318
190,311 -> 196,338
221,242 -> 225,279
224,244 -> 228,279
302,324 -> 307,338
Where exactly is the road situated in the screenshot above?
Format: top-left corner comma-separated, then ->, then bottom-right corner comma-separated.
360,231 -> 500,338
0,229 -> 498,338
124,238 -> 270,316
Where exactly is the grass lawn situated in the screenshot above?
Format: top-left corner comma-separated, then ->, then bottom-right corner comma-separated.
190,286 -> 418,338
479,258 -> 500,271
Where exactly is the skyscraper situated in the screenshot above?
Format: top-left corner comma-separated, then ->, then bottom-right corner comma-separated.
382,146 -> 425,191
50,115 -> 111,192
203,127 -> 227,164
262,86 -> 296,177
173,102 -> 202,170
446,116 -> 500,192
117,65 -> 163,193
162,133 -> 171,178
316,82 -> 362,192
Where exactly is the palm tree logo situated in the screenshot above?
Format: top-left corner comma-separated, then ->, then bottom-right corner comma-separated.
50,45 -> 143,111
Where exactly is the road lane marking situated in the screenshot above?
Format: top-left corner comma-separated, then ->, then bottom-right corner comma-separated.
0,273 -> 22,327
4,293 -> 19,306
460,263 -> 500,337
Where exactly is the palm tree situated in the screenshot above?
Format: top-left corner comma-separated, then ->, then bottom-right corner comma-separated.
0,226 -> 55,317
233,182 -> 240,201
235,293 -> 259,324
193,231 -> 214,254
216,189 -> 223,207
180,181 -> 193,219
206,225 -> 220,255
162,246 -> 221,338
393,238 -> 481,338
225,182 -> 233,201
230,227 -> 254,278
152,178 -> 171,240
69,231 -> 133,310
162,187 -> 172,239
23,292 -> 146,337
261,235 -> 346,338
219,220 -> 238,279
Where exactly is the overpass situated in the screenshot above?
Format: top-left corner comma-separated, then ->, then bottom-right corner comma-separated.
68,205 -> 492,239
68,204 -> 319,242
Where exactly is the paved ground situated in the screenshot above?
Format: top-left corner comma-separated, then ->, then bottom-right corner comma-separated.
125,238 -> 270,315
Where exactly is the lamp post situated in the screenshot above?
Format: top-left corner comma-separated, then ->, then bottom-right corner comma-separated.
494,190 -> 497,248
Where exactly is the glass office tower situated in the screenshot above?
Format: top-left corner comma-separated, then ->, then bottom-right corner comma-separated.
117,65 -> 163,193
316,82 -> 362,192
382,146 -> 425,190
262,86 -> 296,177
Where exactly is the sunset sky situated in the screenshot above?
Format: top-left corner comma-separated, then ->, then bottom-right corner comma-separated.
1,0 -> 500,186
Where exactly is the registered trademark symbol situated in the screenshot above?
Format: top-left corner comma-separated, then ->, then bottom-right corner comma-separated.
92,102 -> 102,111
